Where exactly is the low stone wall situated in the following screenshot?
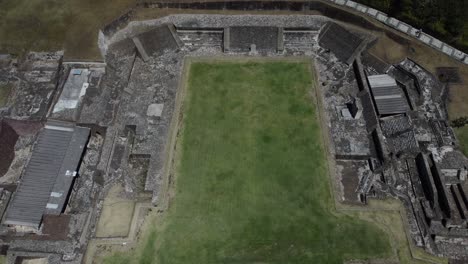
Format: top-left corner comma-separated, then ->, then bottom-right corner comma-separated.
0,121 -> 18,177
102,8 -> 136,37
99,1 -> 468,65
327,0 -> 467,64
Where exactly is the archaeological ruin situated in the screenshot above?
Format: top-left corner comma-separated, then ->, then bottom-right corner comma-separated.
0,1 -> 467,263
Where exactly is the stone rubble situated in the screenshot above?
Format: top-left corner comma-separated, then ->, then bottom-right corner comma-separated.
0,14 -> 466,263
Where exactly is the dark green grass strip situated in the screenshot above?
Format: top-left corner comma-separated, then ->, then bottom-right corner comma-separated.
455,126 -> 468,156
139,61 -> 391,264
0,84 -> 11,107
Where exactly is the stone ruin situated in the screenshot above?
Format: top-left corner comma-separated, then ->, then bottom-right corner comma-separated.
333,46 -> 468,259
99,14 -> 468,261
0,12 -> 466,263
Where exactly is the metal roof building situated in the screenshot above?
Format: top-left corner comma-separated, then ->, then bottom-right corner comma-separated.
368,74 -> 410,116
3,121 -> 90,228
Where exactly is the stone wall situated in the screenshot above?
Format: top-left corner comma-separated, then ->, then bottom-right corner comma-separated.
97,0 -> 468,64
327,0 -> 468,64
0,121 -> 18,177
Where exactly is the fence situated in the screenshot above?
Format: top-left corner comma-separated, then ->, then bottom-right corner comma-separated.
328,0 -> 468,64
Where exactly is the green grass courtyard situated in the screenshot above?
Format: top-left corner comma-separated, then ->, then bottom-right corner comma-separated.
106,60 -> 391,264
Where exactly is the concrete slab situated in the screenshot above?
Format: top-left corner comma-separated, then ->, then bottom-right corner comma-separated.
409,27 -> 419,36
341,108 -> 353,119
453,49 -> 465,60
419,33 -> 432,44
397,23 -> 410,33
147,103 -> 164,117
388,17 -> 399,27
431,38 -> 443,49
345,0 -> 357,8
366,8 -> 378,16
223,27 -> 230,52
376,13 -> 388,22
277,27 -> 284,52
442,45 -> 454,56
52,69 -> 90,116
356,4 -> 367,13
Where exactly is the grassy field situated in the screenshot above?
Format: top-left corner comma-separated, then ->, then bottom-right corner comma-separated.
105,61 -> 391,264
342,199 -> 447,264
0,84 -> 12,107
455,126 -> 468,156
0,0 -> 135,59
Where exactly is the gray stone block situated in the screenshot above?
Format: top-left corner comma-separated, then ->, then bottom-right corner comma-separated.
147,103 -> 164,117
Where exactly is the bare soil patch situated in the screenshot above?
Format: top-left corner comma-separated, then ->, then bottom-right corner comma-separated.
95,184 -> 135,238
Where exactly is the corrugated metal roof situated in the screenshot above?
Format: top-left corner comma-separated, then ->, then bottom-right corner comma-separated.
367,74 -> 397,88
4,121 -> 89,228
368,74 -> 410,115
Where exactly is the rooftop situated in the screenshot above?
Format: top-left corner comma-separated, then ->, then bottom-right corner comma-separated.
3,121 -> 90,228
368,74 -> 410,116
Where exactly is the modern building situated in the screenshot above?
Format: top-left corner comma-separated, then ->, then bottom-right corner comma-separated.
3,121 -> 90,229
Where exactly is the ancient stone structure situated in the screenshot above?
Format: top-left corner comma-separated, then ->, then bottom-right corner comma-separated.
0,12 -> 466,263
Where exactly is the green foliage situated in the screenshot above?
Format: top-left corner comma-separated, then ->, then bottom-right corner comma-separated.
356,0 -> 468,52
111,61 -> 392,264
0,84 -> 12,107
451,116 -> 468,128
455,126 -> 468,156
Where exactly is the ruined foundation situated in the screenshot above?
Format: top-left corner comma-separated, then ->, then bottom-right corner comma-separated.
0,12 -> 466,263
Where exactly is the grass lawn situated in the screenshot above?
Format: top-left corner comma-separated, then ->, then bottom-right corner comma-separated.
0,84 -> 12,107
0,0 -> 135,59
455,126 -> 468,156
107,60 -> 391,264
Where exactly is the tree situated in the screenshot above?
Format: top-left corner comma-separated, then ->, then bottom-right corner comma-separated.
452,116 -> 468,128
